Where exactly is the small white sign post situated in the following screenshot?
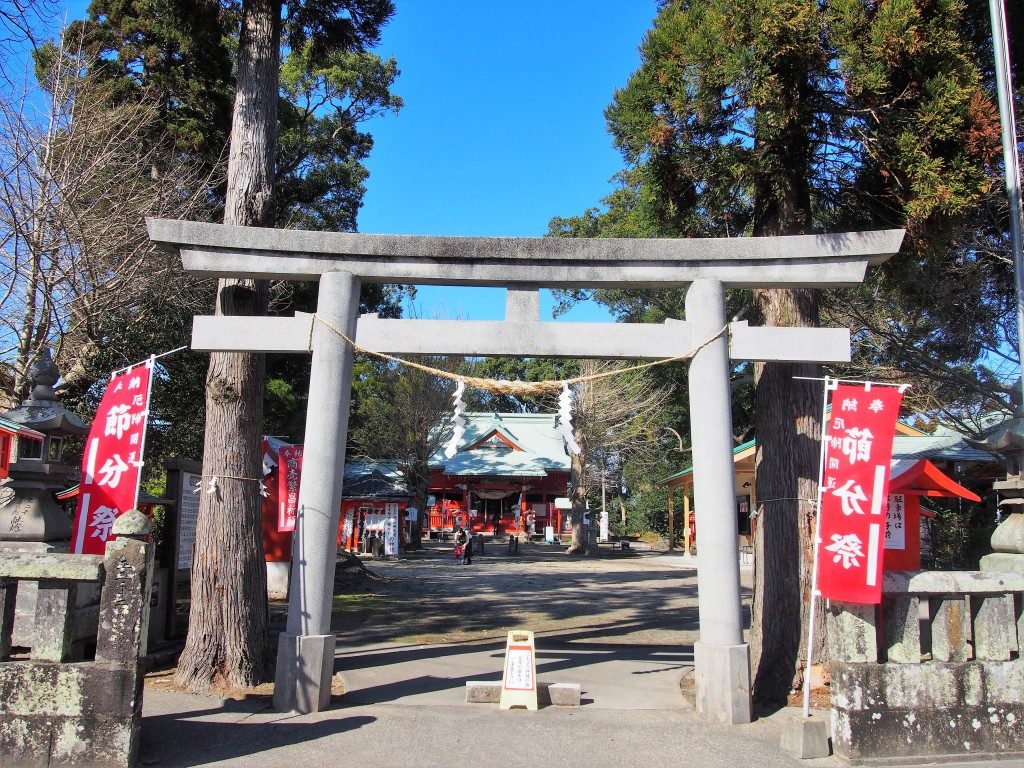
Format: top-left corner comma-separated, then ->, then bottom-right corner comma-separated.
499,630 -> 538,711
384,502 -> 400,557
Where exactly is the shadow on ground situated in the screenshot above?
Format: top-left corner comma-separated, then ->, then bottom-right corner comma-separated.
334,637 -> 696,705
141,698 -> 375,767
323,539 -> 727,649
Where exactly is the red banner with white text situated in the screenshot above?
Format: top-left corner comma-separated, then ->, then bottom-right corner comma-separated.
71,363 -> 153,554
277,445 -> 303,532
816,383 -> 904,604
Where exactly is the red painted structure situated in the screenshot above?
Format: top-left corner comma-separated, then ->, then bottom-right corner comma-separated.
426,417 -> 570,537
0,429 -> 12,479
0,417 -> 44,480
428,474 -> 569,535
883,458 -> 980,571
261,439 -> 411,561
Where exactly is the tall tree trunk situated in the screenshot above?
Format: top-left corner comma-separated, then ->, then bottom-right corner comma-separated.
565,424 -> 590,555
747,50 -> 827,709
749,289 -> 824,709
174,0 -> 279,691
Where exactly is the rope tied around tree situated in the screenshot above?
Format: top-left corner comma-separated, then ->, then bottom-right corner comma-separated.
311,314 -> 732,397
193,473 -> 269,497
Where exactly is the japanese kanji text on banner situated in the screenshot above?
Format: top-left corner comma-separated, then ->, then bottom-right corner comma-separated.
278,445 -> 303,532
816,383 -> 904,604
71,363 -> 153,554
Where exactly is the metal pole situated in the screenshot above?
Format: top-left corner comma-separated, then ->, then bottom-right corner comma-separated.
803,376 -> 835,718
989,0 -> 1024,405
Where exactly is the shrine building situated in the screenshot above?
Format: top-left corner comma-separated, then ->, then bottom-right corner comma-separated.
659,418 -> 999,568
426,412 -> 570,536
0,415 -> 44,480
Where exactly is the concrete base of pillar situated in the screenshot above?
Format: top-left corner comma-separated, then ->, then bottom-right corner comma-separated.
780,713 -> 831,758
273,632 -> 336,713
694,640 -> 752,725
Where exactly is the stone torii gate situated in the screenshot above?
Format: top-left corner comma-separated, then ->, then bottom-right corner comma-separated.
148,219 -> 904,724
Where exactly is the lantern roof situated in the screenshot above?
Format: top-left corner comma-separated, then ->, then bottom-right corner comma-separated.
1,351 -> 88,436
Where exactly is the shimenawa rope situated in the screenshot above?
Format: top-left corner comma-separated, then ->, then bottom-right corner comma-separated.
311,314 -> 731,397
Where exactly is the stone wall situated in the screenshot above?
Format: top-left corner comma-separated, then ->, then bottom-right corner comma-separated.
0,511 -> 153,768
829,571 -> 1024,762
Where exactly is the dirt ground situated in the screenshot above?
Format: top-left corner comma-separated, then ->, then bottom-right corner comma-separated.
157,537 -> 831,707
312,537 -> 713,648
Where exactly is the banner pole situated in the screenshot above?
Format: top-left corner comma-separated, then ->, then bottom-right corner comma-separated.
110,345 -> 189,377
130,355 -> 157,512
793,375 -> 906,389
803,375 -> 835,718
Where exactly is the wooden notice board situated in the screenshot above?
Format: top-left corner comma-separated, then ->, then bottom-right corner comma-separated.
499,630 -> 538,710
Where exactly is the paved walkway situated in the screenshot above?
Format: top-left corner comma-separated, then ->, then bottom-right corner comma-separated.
137,543 -> 1022,767
142,689 -> 839,768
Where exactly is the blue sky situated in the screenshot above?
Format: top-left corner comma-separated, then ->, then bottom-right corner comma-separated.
354,2 -> 657,322
53,0 -> 656,322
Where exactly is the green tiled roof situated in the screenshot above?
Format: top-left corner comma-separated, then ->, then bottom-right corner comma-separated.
891,427 -> 996,463
659,426 -> 997,487
658,438 -> 754,485
430,412 -> 570,477
0,414 -> 44,438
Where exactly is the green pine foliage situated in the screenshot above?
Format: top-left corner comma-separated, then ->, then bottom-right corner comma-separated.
549,0 -> 1007,706
58,0 -> 406,465
551,0 -> 1007,443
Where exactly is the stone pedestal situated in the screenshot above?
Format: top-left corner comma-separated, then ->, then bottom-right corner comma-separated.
781,713 -> 831,759
694,641 -> 752,725
0,466 -> 74,543
981,513 -> 1024,573
273,632 -> 336,713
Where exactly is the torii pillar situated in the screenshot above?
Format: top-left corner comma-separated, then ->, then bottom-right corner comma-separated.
148,218 -> 904,723
687,277 -> 748,722
273,271 -> 360,712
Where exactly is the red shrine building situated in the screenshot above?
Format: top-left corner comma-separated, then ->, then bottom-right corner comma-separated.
0,415 -> 44,480
659,419 -> 997,570
426,412 -> 571,536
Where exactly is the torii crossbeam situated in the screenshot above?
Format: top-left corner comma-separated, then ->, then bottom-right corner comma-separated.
149,218 -> 904,724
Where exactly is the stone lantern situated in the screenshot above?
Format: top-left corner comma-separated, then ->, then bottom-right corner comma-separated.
0,350 -> 89,544
968,411 -> 1024,572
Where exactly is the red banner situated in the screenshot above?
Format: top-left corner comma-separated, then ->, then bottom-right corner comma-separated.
816,383 -> 904,604
277,445 -> 303,532
71,363 -> 153,554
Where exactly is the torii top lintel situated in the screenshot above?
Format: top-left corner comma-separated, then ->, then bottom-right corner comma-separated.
147,219 -> 904,289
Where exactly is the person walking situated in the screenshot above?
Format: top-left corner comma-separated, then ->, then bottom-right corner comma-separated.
454,526 -> 473,565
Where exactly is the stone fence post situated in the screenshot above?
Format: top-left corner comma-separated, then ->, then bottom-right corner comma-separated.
0,509 -> 154,768
97,509 -> 155,664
